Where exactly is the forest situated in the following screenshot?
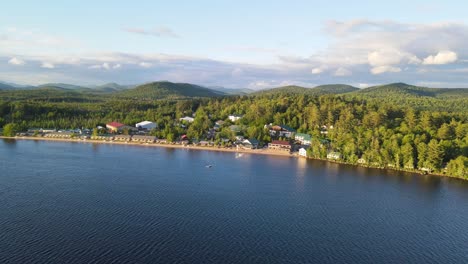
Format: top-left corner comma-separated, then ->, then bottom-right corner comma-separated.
0,82 -> 467,179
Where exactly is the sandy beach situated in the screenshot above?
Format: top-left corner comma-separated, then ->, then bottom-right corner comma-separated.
0,136 -> 295,158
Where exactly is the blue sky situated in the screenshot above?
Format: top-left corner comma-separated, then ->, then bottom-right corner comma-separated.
1,0 -> 468,88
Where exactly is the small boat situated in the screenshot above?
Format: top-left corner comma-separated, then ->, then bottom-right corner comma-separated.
205,164 -> 213,168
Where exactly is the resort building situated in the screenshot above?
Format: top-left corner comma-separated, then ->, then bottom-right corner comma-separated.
268,125 -> 296,138
295,133 -> 312,145
268,140 -> 292,152
135,121 -> 157,130
179,116 -> 195,123
106,122 -> 126,132
114,135 -> 132,142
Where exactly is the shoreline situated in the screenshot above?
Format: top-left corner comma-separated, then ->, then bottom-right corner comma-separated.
1,136 -> 464,180
0,136 -> 294,158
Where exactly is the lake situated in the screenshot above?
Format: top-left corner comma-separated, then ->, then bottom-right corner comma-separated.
0,139 -> 467,263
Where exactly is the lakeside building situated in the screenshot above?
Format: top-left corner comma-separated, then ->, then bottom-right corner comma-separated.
106,122 -> 126,132
135,121 -> 157,130
299,147 -> 308,157
295,133 -> 312,145
268,140 -> 292,152
242,138 -> 260,149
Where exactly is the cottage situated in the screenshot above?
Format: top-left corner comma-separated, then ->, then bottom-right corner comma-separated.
299,147 -> 308,157
242,138 -> 259,149
179,116 -> 195,123
215,120 -> 225,126
198,140 -> 212,146
229,125 -> 242,133
135,121 -> 157,130
327,152 -> 342,160
91,135 -> 114,141
268,140 -> 292,152
228,115 -> 243,122
106,122 -> 126,132
295,133 -> 312,145
132,135 -> 156,143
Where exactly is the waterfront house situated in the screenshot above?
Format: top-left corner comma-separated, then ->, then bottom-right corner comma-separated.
242,138 -> 259,149
327,152 -> 342,160
268,140 -> 292,152
91,135 -> 114,141
135,121 -> 157,130
299,147 -> 308,157
295,133 -> 312,145
43,132 -> 74,139
106,122 -> 125,133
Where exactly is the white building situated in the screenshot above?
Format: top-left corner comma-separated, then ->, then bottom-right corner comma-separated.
135,121 -> 157,130
180,116 -> 195,123
299,147 -> 308,157
228,115 -> 243,122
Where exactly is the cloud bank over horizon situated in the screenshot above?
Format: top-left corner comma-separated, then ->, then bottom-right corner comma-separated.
1,20 -> 468,89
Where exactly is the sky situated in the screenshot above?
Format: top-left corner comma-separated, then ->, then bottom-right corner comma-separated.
1,0 -> 468,89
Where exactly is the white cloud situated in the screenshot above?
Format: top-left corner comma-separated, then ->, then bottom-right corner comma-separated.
368,49 -> 419,67
41,62 -> 55,69
8,57 -> 25,65
113,63 -> 121,69
311,67 -> 323,74
422,51 -> 458,65
123,26 -> 179,38
370,65 -> 402,74
88,62 -> 115,70
334,67 -> 352,76
139,62 -> 152,68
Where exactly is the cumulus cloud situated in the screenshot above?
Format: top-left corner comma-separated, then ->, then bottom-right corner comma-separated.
88,62 -> 120,70
41,62 -> 55,69
311,67 -> 324,74
422,51 -> 458,65
8,57 -> 25,65
139,62 -> 153,68
123,26 -> 179,38
334,67 -> 352,76
370,65 -> 402,75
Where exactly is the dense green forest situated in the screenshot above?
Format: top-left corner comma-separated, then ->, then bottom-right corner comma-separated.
0,81 -> 467,178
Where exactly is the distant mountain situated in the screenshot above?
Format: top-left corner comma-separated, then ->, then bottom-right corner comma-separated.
0,82 -> 15,90
38,83 -> 89,90
353,83 -> 468,99
312,84 -> 359,94
93,83 -> 135,92
252,84 -> 358,96
115,81 -> 226,99
210,86 -> 254,95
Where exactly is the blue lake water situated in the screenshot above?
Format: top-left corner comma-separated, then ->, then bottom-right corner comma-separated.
0,139 -> 467,263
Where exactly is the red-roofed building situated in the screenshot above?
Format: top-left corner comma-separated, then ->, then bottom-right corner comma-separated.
106,122 -> 125,132
268,140 -> 292,152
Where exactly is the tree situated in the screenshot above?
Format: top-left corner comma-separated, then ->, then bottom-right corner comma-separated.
3,123 -> 19,137
426,139 -> 443,170
446,156 -> 467,179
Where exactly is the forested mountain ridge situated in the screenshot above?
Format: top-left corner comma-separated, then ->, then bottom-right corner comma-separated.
114,81 -> 226,99
351,83 -> 468,99
252,84 -> 359,96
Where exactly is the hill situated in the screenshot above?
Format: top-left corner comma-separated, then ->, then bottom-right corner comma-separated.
353,83 -> 468,99
253,84 -> 358,96
115,81 -> 225,99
